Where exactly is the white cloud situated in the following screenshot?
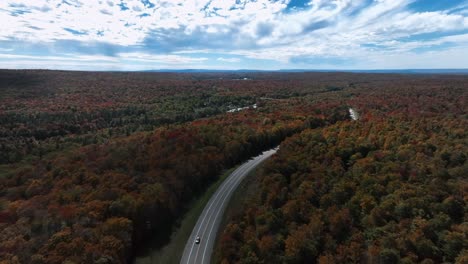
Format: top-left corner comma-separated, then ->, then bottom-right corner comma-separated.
355,45 -> 468,69
217,57 -> 241,63
0,52 -> 208,70
0,0 -> 467,69
0,53 -> 118,62
118,52 -> 208,64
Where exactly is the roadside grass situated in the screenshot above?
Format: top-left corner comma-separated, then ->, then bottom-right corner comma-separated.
134,166 -> 238,264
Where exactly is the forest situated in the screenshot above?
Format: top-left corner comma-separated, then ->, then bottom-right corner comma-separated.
0,70 -> 466,263
216,75 -> 467,263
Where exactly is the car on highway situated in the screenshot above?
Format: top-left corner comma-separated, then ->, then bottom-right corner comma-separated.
195,236 -> 201,244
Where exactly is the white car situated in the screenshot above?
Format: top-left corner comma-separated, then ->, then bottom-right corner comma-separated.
195,236 -> 201,244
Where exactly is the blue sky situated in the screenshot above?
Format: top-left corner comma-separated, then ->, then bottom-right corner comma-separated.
0,0 -> 467,70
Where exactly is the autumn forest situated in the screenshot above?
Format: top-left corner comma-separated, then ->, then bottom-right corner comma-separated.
0,70 -> 466,264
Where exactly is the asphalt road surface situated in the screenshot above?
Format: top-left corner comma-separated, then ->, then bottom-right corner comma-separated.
180,148 -> 278,264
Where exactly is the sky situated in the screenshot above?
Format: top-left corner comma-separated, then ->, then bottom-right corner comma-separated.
0,0 -> 467,71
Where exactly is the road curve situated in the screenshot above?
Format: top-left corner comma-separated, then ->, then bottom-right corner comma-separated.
180,148 -> 278,264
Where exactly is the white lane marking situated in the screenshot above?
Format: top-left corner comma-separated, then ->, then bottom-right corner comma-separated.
200,150 -> 276,264
185,161 -> 252,263
200,154 -> 271,263
185,176 -> 236,264
183,148 -> 278,264
186,169 -> 242,263
200,164 -> 255,263
192,164 -> 252,263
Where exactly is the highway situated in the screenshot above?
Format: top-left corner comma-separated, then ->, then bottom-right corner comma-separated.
180,148 -> 278,264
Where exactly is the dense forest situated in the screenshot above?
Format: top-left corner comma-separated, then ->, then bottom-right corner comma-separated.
0,70 -> 360,165
0,70 -> 348,263
217,76 -> 468,263
0,70 -> 466,263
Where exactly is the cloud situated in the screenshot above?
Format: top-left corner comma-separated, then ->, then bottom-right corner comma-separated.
217,57 -> 241,63
63,28 -> 88,36
0,51 -> 210,71
0,0 -> 467,70
118,52 -> 208,64
256,22 -> 275,38
0,53 -> 117,62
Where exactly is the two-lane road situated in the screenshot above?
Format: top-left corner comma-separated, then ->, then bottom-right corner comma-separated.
180,148 -> 278,264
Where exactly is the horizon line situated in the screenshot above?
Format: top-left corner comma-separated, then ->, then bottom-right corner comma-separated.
2,68 -> 468,73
